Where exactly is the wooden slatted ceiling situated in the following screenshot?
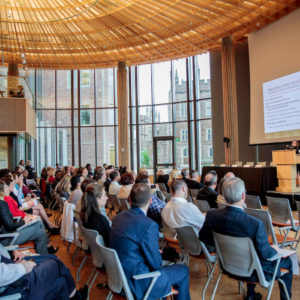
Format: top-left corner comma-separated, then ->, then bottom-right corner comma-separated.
0,0 -> 299,69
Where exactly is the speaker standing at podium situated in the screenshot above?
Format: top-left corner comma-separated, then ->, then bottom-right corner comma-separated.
287,140 -> 300,186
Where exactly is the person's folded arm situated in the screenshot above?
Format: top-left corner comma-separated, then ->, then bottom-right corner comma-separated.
140,222 -> 162,270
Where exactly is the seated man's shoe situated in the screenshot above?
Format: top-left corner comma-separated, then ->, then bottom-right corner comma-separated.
47,245 -> 59,254
244,292 -> 262,300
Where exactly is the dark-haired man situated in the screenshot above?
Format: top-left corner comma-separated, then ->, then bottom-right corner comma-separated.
196,171 -> 219,208
109,183 -> 191,300
162,179 -> 205,238
188,170 -> 203,190
108,171 -> 121,195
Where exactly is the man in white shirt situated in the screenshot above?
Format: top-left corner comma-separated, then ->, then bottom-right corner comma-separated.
161,179 -> 205,238
108,171 -> 121,195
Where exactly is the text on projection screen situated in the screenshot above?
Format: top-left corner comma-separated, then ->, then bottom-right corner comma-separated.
263,70 -> 300,140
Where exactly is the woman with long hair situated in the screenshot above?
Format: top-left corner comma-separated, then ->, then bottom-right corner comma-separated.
80,183 -> 110,245
56,174 -> 72,200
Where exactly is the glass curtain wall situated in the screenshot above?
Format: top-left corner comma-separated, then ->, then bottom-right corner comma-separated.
129,53 -> 212,174
35,69 -> 117,174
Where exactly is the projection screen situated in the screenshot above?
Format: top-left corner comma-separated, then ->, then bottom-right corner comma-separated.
248,8 -> 300,145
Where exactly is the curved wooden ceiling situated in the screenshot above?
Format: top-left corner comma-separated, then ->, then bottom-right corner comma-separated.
0,0 -> 299,69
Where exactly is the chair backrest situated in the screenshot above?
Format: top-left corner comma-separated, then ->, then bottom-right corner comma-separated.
81,226 -> 104,268
107,194 -> 114,209
154,189 -> 165,202
96,236 -> 134,299
74,215 -> 89,250
194,199 -> 210,213
175,226 -> 201,256
245,208 -> 277,244
257,161 -> 266,166
213,232 -> 268,287
158,183 -> 167,194
165,193 -> 172,203
245,194 -> 263,210
189,189 -> 200,199
119,197 -> 130,211
245,162 -> 254,166
56,195 -> 66,212
111,194 -> 121,213
266,196 -> 295,227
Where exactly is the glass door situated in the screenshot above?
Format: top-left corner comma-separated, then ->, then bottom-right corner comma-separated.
153,136 -> 174,181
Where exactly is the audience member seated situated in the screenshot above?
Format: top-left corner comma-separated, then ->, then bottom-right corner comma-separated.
162,180 -> 205,237
138,168 -> 148,176
2,178 -> 59,234
110,183 -> 191,300
108,171 -> 121,195
156,169 -> 170,193
0,190 -> 56,255
76,167 -> 88,178
0,245 -> 87,300
85,163 -> 94,178
103,170 -> 112,192
25,161 -> 34,179
217,172 -> 235,195
18,160 -> 25,171
93,166 -> 106,184
117,173 -> 134,200
180,169 -> 191,186
196,171 -> 219,209
68,176 -> 84,206
56,174 -> 72,200
80,184 -> 110,246
135,174 -> 165,227
46,168 -> 56,185
188,170 -> 204,190
199,177 -> 293,300
51,171 -> 65,191
75,178 -> 96,215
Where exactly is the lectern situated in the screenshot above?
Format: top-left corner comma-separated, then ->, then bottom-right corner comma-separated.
272,150 -> 300,192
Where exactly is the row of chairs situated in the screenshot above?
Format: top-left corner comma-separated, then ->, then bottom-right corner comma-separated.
75,216 -> 177,300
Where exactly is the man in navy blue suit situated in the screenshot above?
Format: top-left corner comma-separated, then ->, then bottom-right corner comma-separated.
109,183 -> 191,300
199,177 -> 293,300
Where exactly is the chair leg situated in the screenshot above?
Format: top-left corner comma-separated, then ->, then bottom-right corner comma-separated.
67,242 -> 71,255
87,271 -> 99,300
77,255 -> 88,282
278,279 -> 290,300
106,291 -> 113,300
202,261 -> 217,300
238,281 -> 245,297
72,246 -> 80,266
210,272 -> 222,300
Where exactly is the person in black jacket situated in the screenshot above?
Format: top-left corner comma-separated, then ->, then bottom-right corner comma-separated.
197,171 -> 219,209
25,161 -> 35,179
188,170 -> 204,190
80,183 -> 110,246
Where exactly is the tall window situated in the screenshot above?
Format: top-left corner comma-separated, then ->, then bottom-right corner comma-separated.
35,69 -> 117,174
129,54 -> 212,174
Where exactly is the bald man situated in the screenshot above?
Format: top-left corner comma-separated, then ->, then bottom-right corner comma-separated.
196,171 -> 219,208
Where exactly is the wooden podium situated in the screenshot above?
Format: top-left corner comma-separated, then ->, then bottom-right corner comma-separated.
272,150 -> 300,192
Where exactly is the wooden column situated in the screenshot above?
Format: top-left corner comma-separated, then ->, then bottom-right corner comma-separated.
117,61 -> 129,168
221,36 -> 239,165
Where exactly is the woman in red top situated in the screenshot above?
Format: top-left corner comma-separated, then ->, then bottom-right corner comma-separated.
1,179 -> 60,234
2,182 -> 26,219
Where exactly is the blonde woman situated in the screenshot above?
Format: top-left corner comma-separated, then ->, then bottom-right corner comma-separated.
56,174 -> 71,200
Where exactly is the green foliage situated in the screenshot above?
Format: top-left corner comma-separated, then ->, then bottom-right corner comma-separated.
141,150 -> 151,167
